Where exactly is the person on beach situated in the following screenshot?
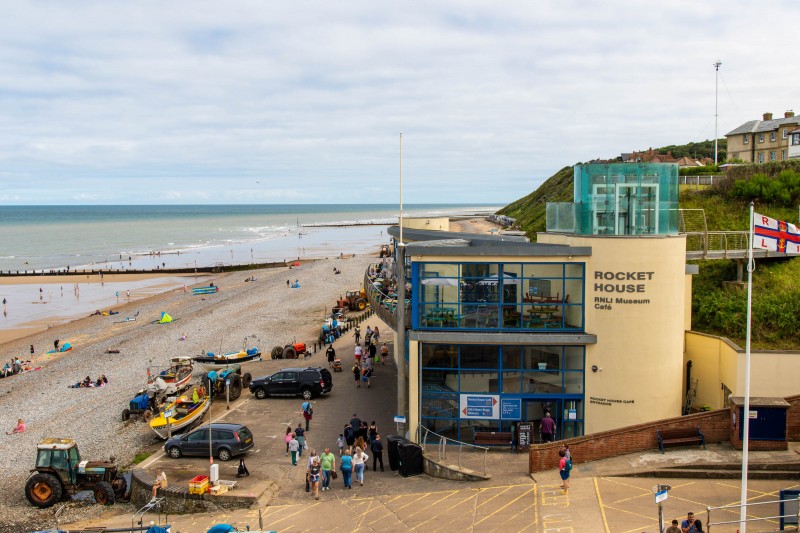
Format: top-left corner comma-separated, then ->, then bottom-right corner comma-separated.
307,457 -> 321,500
380,343 -> 389,365
54,339 -> 60,352
352,362 -> 361,388
6,418 -> 25,435
288,433 -> 300,466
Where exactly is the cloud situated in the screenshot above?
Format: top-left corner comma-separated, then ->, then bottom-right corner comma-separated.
0,0 -> 798,204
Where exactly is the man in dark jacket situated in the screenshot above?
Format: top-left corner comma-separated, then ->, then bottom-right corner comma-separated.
370,434 -> 384,471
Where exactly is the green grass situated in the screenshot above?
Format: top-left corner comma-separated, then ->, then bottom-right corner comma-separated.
132,451 -> 152,465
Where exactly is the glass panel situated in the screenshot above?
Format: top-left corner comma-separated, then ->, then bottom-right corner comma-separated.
187,429 -> 209,441
421,393 -> 459,419
460,345 -> 499,369
502,371 -> 522,393
421,417 -> 458,439
458,419 -> 499,443
421,344 -> 459,368
564,347 -> 584,370
460,370 -> 499,393
502,346 -> 522,369
564,371 -> 584,394
523,347 -> 562,370
521,370 -> 563,394
422,368 -> 459,393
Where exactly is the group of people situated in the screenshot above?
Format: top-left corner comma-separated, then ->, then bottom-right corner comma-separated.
2,358 -> 33,378
69,374 -> 109,388
665,511 -> 704,532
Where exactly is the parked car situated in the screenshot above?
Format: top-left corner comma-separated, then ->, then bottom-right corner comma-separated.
249,367 -> 333,400
164,423 -> 254,461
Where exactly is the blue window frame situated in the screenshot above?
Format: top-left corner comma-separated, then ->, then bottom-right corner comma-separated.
413,261 -> 585,332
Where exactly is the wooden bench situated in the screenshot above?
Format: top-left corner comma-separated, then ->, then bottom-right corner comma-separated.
656,427 -> 705,453
474,431 -> 513,450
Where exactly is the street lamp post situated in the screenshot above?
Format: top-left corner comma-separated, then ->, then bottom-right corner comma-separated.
714,60 -> 722,165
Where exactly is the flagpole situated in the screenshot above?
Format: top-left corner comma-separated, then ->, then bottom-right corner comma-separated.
739,202 -> 754,531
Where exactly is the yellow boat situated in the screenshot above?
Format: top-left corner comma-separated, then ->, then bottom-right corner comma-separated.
149,393 -> 211,439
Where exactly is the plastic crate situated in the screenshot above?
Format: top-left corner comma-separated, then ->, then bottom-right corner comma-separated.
188,475 -> 209,495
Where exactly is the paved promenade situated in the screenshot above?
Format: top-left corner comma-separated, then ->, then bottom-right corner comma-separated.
59,313 -> 800,532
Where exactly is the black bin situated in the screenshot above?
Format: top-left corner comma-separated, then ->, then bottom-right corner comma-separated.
387,435 -> 408,471
397,441 -> 424,477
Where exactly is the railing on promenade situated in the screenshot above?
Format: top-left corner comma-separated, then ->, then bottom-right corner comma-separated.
363,265 -> 410,330
417,426 -> 490,477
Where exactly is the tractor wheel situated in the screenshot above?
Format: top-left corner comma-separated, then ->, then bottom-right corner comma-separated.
283,346 -> 297,359
142,409 -> 153,422
121,409 -> 131,421
228,375 -> 242,400
356,298 -> 367,311
25,473 -> 63,508
112,476 -> 128,501
271,346 -> 284,359
242,372 -> 252,388
93,481 -> 115,506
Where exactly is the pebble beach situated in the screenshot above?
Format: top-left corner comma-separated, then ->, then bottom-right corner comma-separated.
0,254 -> 375,531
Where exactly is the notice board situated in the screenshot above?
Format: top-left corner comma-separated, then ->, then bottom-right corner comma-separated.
518,422 -> 532,451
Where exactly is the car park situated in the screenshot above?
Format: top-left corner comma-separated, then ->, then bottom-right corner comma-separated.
164,423 -> 254,461
249,367 -> 333,400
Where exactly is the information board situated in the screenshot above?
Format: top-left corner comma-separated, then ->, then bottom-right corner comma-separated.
518,422 -> 532,451
500,399 -> 522,420
459,394 -> 500,419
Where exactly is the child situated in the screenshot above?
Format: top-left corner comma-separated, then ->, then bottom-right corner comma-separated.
337,433 -> 345,455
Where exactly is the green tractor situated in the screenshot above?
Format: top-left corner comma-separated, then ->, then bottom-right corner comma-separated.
25,438 -> 128,508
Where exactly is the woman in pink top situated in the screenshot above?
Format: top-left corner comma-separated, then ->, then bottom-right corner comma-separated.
558,449 -> 570,491
6,418 -> 25,434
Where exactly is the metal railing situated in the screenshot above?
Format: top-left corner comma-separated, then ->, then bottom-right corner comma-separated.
363,265 -> 410,330
707,495 -> 800,531
679,175 -> 724,187
417,426 -> 490,477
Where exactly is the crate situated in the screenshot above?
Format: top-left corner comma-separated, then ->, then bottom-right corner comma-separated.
188,475 -> 209,495
210,484 -> 228,495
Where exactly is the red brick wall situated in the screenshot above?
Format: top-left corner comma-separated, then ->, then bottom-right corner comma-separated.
528,409 -> 730,473
787,395 -> 800,441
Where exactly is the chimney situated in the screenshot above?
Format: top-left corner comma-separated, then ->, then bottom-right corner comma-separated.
786,110 -> 795,118
763,112 -> 773,121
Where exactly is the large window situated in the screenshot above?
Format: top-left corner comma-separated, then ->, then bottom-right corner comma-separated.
414,261 -> 585,332
421,344 -> 585,442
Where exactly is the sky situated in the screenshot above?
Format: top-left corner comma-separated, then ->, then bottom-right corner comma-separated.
0,1 -> 798,206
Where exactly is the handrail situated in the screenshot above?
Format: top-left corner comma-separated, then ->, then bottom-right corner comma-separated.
417,425 -> 490,476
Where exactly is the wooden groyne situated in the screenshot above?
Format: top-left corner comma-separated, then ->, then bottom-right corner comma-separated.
0,260 -> 298,277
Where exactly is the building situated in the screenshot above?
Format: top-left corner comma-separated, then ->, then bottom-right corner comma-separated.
725,111 -> 800,163
388,163 -> 695,443
790,127 -> 800,159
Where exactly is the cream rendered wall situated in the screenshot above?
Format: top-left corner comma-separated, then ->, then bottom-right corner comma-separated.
408,339 -> 420,441
539,234 -> 687,434
746,351 -> 800,397
403,217 -> 450,231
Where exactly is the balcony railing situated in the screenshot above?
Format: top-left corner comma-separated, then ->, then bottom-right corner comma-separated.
363,265 -> 410,330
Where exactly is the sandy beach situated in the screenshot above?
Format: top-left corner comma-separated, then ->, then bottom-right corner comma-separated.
0,253 -> 376,531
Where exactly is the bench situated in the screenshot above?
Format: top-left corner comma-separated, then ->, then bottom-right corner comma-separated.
474,431 -> 513,450
656,427 -> 705,453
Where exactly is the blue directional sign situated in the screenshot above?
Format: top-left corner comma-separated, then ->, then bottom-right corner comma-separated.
500,399 -> 522,420
460,394 -> 500,419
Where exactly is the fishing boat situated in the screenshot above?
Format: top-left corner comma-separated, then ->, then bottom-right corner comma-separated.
149,358 -> 193,391
192,348 -> 261,373
149,393 -> 211,439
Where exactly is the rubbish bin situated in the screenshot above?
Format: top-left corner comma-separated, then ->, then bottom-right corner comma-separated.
397,441 -> 424,477
387,435 -> 408,471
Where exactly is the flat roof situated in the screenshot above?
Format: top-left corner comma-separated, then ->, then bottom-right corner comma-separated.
388,226 -> 592,257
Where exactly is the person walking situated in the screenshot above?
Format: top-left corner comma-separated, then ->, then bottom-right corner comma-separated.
340,449 -> 353,489
354,343 -> 363,363
320,448 -> 336,491
540,411 -> 556,442
681,512 -> 699,533
558,448 -> 571,492
370,434 -> 384,472
301,400 -> 313,431
284,426 -> 292,456
326,345 -> 336,368
344,424 -> 356,452
289,433 -> 300,466
353,326 -> 361,344
368,421 -> 378,445
295,424 -> 305,456
352,362 -> 361,388
373,326 -> 380,343
308,457 -> 321,500
380,342 -> 389,365
353,446 -> 369,486
665,519 -> 681,533
368,342 -> 378,366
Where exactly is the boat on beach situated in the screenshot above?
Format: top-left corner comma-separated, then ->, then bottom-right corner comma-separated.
192,348 -> 261,372
149,358 -> 193,391
150,393 -> 211,439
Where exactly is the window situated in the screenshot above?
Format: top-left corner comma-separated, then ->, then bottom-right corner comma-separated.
186,429 -> 209,442
743,134 -> 749,145
770,131 -> 776,142
782,150 -> 786,160
793,133 -> 800,146
758,153 -> 765,163
759,133 -> 764,143
770,152 -> 776,161
783,128 -> 788,139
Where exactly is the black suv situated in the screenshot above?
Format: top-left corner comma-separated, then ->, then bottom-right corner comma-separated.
249,367 -> 333,400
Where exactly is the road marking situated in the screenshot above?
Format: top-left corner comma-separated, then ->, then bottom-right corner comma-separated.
474,487 -> 534,526
594,477 -> 611,533
365,493 -> 431,526
475,484 -> 514,508
266,501 -> 322,527
407,490 -> 474,529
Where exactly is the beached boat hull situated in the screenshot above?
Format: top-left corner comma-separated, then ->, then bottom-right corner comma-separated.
191,350 -> 261,373
150,395 -> 211,439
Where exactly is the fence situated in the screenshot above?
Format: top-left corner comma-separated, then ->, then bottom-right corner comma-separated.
417,425 -> 490,477
679,175 -> 724,187
706,495 -> 800,531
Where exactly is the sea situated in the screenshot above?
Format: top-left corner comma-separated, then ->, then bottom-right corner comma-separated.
0,204 -> 499,338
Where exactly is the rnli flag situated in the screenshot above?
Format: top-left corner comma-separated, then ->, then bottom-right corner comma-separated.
753,212 -> 800,253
